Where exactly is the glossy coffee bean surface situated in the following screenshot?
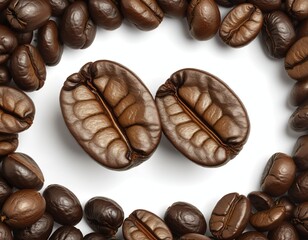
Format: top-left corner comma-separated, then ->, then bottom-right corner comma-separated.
236,231 -> 268,240
49,226 -> 83,240
0,65 -> 11,85
247,191 -> 274,212
288,170 -> 308,203
267,221 -> 299,240
48,0 -> 70,16
293,201 -> 308,237
0,24 -> 17,64
289,79 -> 308,106
0,222 -> 13,240
180,233 -> 211,240
0,132 -> 18,156
292,134 -> 308,170
83,232 -> 108,240
0,177 -> 12,208
286,0 -> 308,20
156,0 -> 188,17
289,101 -> 308,131
247,0 -> 281,12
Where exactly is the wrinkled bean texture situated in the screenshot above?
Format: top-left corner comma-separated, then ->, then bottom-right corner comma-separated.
180,233 -> 211,240
236,231 -> 267,240
215,0 -> 245,8
0,65 -> 11,85
156,0 -> 188,17
0,222 -> 13,240
275,196 -> 295,220
155,68 -> 250,167
289,79 -> 308,106
0,133 -> 18,156
267,221 -> 299,240
0,177 -> 12,208
293,202 -> 308,237
0,24 -> 18,64
289,101 -> 308,131
286,0 -> 308,20
247,0 -> 281,12
247,191 -> 274,212
288,170 -> 308,203
49,226 -> 83,240
49,0 -> 70,16
60,60 -> 162,170
292,134 -> 308,170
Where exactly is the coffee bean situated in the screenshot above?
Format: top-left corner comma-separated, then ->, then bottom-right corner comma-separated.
297,19 -> 308,39
48,0 -> 70,16
289,101 -> 308,131
0,86 -> 35,133
293,201 -> 308,238
0,0 -> 10,11
164,201 -> 207,237
49,225 -> 83,240
247,0 -> 281,12
0,65 -> 11,85
209,192 -> 251,240
286,0 -> 308,21
155,68 -> 250,167
0,24 -> 18,64
275,196 -> 295,220
186,0 -> 221,40
180,233 -> 212,240
289,79 -> 308,106
84,196 -> 124,238
43,184 -> 83,226
293,134 -> 308,170
10,44 -> 46,91
2,152 -> 44,190
215,0 -> 245,8
15,31 -> 33,45
236,231 -> 267,240
267,221 -> 299,240
156,0 -> 188,17
0,177 -> 12,208
60,60 -> 161,170
122,209 -> 172,240
1,189 -> 46,229
247,191 -> 274,212
84,232 -> 108,240
288,170 -> 308,203
120,0 -> 164,31
219,3 -> 263,47
0,133 -> 18,156
0,222 -> 13,240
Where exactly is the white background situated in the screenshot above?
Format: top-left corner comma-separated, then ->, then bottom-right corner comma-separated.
17,7 -> 300,238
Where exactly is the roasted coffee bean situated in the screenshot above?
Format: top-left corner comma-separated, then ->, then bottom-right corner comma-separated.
15,31 -> 33,44
285,37 -> 308,81
293,134 -> 308,170
156,0 -> 188,17
219,3 -> 263,47
0,177 -> 12,208
275,196 -> 295,220
10,44 -> 46,91
247,0 -> 281,12
289,101 -> 308,131
215,0 -> 245,8
260,152 -> 296,197
0,0 -> 10,11
2,152 -> 44,190
155,68 -> 250,167
84,196 -> 124,238
120,0 -> 164,31
247,191 -> 274,212
0,86 -> 35,133
289,79 -> 308,106
1,189 -> 46,229
186,0 -> 221,40
122,209 -> 173,240
262,10 -> 296,59
49,226 -> 83,240
6,0 -> 51,32
43,184 -> 83,226
267,221 -> 299,240
209,192 -> 251,240
164,201 -> 207,237
0,65 -> 11,85
0,132 -> 18,156
249,205 -> 286,232
236,231 -> 268,240
0,222 -> 13,240
13,212 -> 54,240
37,20 -> 63,66
297,19 -> 308,39
83,232 -> 108,240
289,170 -> 308,203
286,0 -> 308,21
0,24 -> 18,64
60,60 -> 161,170
49,0 -> 70,16
60,0 -> 97,49
88,0 -> 123,30
293,201 -> 308,238
180,233 -> 212,240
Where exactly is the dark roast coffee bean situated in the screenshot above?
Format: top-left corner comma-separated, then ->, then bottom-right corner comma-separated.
293,201 -> 308,238
215,0 -> 245,8
297,19 -> 308,39
15,31 -> 33,44
219,3 -> 263,47
1,189 -> 46,229
262,10 -> 296,59
122,209 -> 172,240
0,24 -> 18,64
247,191 -> 274,212
0,132 -> 18,156
260,152 -> 296,197
249,205 -> 286,232
290,79 -> 308,106
288,170 -> 308,203
0,0 -> 10,11
60,0 -> 97,49
0,86 -> 35,133
84,232 -> 108,240
180,233 -> 211,240
164,201 -> 207,237
0,177 -> 12,208
156,0 -> 188,17
43,184 -> 82,226
293,134 -> 308,170
88,0 -> 123,30
275,196 -> 295,220
60,60 -> 161,170
289,101 -> 308,131
155,68 -> 250,167
247,0 -> 281,12
267,221 -> 299,240
84,196 -> 124,238
10,44 -> 46,91
285,37 -> 308,81
49,226 -> 83,240
49,0 -> 70,16
2,152 -> 44,190
13,212 -> 54,240
0,65 -> 11,85
186,0 -> 221,40
236,231 -> 267,240
286,0 -> 308,21
209,192 -> 251,240
0,222 -> 13,240
120,0 -> 164,31
37,20 -> 63,66
6,0 -> 52,32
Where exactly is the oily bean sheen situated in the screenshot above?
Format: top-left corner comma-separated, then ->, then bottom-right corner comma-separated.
0,0 -> 10,11
286,0 -> 308,20
209,192 -> 251,240
288,170 -> 308,203
60,1 -> 97,49
215,0 -> 245,8
186,0 -> 221,40
155,69 -> 250,167
262,10 -> 296,59
267,221 -> 299,240
0,133 -> 18,156
0,222 -> 13,240
120,0 -> 164,31
275,196 -> 295,220
43,184 -> 83,226
49,226 -> 83,240
6,0 -> 51,32
1,189 -> 46,229
0,177 -> 12,208
236,231 -> 267,240
122,209 -> 173,240
247,191 -> 274,212
156,0 -> 188,17
180,233 -> 211,240
289,79 -> 308,106
292,134 -> 308,170
10,44 -> 46,91
285,37 -> 308,81
84,232 -> 108,240
15,31 -> 33,45
0,24 -> 18,64
0,65 -> 11,85
289,102 -> 308,131
48,0 -> 70,16
60,60 -> 161,170
0,86 -> 35,134
84,196 -> 124,238
247,0 -> 281,12
297,19 -> 308,39
2,152 -> 44,190
219,4 -> 263,48
293,202 -> 308,237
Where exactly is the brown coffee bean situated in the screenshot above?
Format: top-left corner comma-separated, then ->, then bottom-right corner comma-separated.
187,0 -> 221,40
215,0 -> 245,8
1,189 -> 46,229
247,0 -> 281,12
49,225 -> 83,240
10,44 -> 46,91
0,133 -> 18,156
293,201 -> 308,238
49,0 -> 70,16
267,221 -> 299,240
2,152 -> 44,190
0,222 -> 13,240
180,233 -> 211,240
122,209 -> 172,240
286,0 -> 308,21
15,31 -> 33,45
120,0 -> 164,31
0,65 -> 11,85
260,152 -> 296,197
236,231 -> 267,240
275,196 -> 295,220
156,0 -> 188,17
0,0 -> 10,11
0,177 -> 12,208
247,191 -> 274,212
209,192 -> 251,240
297,19 -> 308,39
155,68 -> 250,167
293,134 -> 308,170
289,79 -> 308,106
0,24 -> 18,64
289,101 -> 308,131
0,86 -> 35,133
84,232 -> 108,240
288,170 -> 308,203
219,3 -> 263,47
